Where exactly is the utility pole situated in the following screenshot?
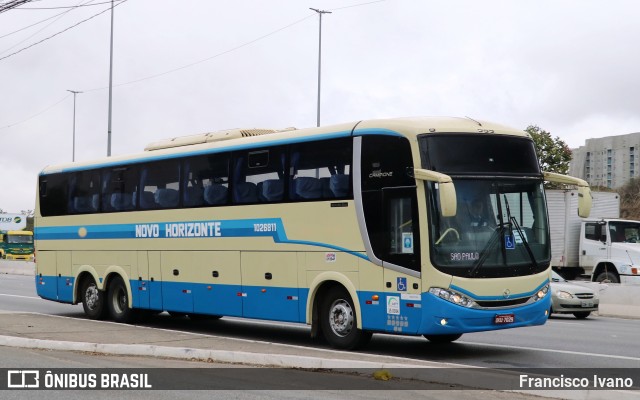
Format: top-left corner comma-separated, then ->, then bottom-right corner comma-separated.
310,8 -> 331,127
107,0 -> 114,156
67,90 -> 82,162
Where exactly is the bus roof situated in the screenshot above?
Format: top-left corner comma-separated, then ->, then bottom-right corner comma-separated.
40,116 -> 527,175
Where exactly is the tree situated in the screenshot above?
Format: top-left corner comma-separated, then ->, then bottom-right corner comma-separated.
618,178 -> 640,220
525,125 -> 572,175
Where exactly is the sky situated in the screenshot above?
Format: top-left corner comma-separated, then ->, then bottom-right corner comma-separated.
1,0 -> 640,213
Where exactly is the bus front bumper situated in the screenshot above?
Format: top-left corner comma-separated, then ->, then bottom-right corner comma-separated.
418,291 -> 550,335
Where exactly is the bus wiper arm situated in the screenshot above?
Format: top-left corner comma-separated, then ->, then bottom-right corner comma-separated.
510,216 -> 538,267
467,224 -> 504,278
503,195 -> 538,267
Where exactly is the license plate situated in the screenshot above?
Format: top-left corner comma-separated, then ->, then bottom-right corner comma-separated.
494,314 -> 515,324
581,300 -> 594,308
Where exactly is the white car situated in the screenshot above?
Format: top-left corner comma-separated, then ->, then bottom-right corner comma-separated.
550,271 -> 599,319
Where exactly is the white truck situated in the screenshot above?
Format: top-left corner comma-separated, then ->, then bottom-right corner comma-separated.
549,189 -> 640,284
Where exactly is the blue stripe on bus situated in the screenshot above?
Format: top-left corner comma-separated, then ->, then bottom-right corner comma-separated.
352,128 -> 403,137
40,128 -> 405,175
37,275 -> 549,334
34,218 -> 369,261
42,130 -> 353,175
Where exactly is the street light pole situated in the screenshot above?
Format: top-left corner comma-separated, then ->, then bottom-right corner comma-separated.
310,8 -> 331,128
67,90 -> 82,162
107,0 -> 114,157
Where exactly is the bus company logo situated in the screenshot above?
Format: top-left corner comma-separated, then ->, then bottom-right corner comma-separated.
369,169 -> 393,179
7,370 -> 40,388
325,252 -> 336,263
503,289 -> 511,299
13,217 -> 21,224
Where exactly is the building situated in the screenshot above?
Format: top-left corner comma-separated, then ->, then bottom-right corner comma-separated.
570,132 -> 640,189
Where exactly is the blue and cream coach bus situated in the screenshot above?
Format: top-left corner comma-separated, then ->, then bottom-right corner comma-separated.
35,117 -> 591,349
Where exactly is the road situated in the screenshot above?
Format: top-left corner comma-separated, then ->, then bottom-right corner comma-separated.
2,273 -> 640,370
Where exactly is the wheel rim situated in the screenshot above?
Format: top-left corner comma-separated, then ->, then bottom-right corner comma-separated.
112,285 -> 127,314
84,284 -> 99,311
328,298 -> 354,337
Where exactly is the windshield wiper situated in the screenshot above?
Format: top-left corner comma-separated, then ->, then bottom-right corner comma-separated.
467,223 -> 504,277
503,195 -> 538,268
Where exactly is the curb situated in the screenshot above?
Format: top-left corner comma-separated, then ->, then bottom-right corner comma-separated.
0,335 -> 426,369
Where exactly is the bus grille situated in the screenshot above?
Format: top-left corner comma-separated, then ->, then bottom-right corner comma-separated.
475,297 -> 529,308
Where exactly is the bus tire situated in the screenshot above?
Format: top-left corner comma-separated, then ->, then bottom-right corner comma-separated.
423,333 -> 463,343
107,276 -> 134,323
320,286 -> 371,350
80,275 -> 107,320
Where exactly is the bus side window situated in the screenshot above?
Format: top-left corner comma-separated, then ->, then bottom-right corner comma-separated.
139,160 -> 180,210
289,138 -> 352,201
101,167 -> 137,212
233,147 -> 286,204
68,171 -> 100,214
183,153 -> 230,208
39,173 -> 69,217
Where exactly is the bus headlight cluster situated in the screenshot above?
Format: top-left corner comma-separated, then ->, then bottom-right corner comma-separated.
429,288 -> 478,308
532,284 -> 549,302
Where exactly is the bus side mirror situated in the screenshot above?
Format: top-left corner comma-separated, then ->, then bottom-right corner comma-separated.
413,168 -> 457,217
577,185 -> 592,218
543,172 -> 592,218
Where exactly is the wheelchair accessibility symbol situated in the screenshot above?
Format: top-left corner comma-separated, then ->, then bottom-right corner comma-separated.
505,234 -> 516,250
397,277 -> 407,292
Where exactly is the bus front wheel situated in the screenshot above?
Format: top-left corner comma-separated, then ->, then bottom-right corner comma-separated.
320,286 -> 371,350
81,275 -> 106,320
107,276 -> 134,323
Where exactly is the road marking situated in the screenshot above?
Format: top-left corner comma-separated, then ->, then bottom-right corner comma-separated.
460,340 -> 640,362
0,293 -> 40,300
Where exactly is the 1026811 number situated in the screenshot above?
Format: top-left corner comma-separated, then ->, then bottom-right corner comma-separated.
254,223 -> 277,232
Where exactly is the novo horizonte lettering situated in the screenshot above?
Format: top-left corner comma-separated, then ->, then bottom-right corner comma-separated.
134,222 -> 221,238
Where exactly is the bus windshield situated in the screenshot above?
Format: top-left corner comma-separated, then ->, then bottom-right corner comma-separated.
420,134 -> 550,278
7,234 -> 34,244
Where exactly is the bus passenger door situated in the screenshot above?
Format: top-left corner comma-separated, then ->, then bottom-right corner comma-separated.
241,252 -> 300,322
381,188 -> 421,335
192,251 -> 242,317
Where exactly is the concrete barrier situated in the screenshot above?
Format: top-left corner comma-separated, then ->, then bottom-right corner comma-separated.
0,259 -> 34,276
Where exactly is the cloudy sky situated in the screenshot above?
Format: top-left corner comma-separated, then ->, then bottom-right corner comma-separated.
1,0 -> 639,213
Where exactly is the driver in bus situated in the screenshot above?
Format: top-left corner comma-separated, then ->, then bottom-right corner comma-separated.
466,197 -> 492,228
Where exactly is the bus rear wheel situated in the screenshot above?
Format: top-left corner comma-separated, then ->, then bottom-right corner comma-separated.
320,286 -> 371,350
107,276 -> 134,323
81,275 -> 106,320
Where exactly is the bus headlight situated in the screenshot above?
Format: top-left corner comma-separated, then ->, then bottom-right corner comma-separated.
429,288 -> 478,308
533,284 -> 549,302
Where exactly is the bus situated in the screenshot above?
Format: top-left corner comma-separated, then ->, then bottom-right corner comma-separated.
35,117 -> 591,349
0,230 -> 34,260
